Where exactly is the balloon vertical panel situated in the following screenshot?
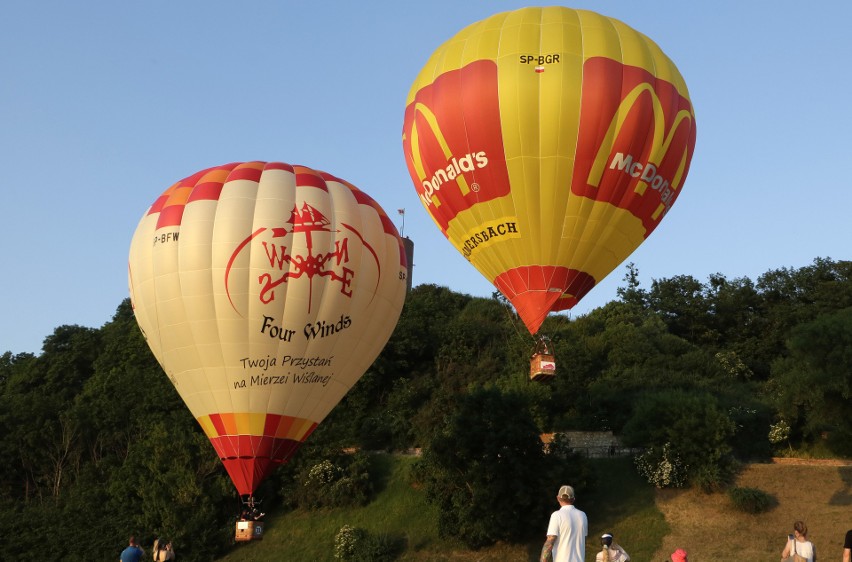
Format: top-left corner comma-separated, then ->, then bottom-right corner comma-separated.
402,6 -> 696,334
129,162 -> 407,495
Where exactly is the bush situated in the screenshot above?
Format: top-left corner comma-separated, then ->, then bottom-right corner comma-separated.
333,525 -> 397,561
728,486 -> 773,514
635,443 -> 688,488
295,453 -> 373,509
622,390 -> 736,488
691,459 -> 738,494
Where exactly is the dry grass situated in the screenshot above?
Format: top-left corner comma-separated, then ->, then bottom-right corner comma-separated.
651,460 -> 852,561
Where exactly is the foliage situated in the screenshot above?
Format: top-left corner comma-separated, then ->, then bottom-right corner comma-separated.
635,443 -> 688,488
769,306 -> 852,454
1,258 -> 850,559
333,524 -> 397,561
622,389 -> 736,488
295,452 -> 373,510
0,301 -> 234,562
727,486 -> 773,514
412,386 -> 588,549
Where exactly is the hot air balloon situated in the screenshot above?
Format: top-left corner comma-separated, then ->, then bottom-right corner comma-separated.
128,162 -> 407,506
402,7 -> 697,342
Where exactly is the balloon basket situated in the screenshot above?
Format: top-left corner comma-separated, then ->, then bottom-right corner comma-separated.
530,353 -> 556,382
235,520 -> 264,542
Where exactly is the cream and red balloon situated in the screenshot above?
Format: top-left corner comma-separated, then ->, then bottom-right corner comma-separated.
128,162 -> 407,495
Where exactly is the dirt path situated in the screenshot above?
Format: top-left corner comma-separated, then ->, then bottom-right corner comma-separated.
771,456 -> 852,466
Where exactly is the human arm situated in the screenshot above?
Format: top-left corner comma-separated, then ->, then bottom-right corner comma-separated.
540,535 -> 555,562
844,530 -> 852,562
781,536 -> 792,559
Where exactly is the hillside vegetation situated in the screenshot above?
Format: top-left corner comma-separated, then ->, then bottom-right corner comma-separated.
216,455 -> 852,561
0,258 -> 850,561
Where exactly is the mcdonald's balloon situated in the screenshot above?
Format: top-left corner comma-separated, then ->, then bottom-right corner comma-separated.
402,7 -> 697,334
128,162 -> 408,496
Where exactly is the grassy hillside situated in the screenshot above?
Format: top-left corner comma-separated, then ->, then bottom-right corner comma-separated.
216,455 -> 852,561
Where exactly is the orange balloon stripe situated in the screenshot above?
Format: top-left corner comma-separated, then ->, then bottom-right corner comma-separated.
199,412 -> 317,442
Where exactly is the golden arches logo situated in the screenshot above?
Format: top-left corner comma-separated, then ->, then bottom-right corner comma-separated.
585,82 -> 695,220
405,102 -> 475,208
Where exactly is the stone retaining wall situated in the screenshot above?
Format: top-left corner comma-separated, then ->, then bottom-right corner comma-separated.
542,431 -> 639,458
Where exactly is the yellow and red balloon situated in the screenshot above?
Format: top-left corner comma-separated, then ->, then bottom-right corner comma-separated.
402,6 -> 697,334
128,162 -> 407,496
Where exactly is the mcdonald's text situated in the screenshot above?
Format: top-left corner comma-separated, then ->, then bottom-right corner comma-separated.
420,151 -> 489,206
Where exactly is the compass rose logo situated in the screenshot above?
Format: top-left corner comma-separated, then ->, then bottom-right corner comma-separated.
224,201 -> 381,316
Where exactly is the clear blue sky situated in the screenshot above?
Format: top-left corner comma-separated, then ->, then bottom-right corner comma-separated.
2,1 -> 850,355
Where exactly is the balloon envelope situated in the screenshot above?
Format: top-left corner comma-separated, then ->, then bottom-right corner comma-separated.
402,6 -> 697,334
128,162 -> 407,495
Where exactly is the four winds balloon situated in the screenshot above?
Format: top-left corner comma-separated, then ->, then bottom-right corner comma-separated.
402,6 -> 697,339
128,161 -> 408,501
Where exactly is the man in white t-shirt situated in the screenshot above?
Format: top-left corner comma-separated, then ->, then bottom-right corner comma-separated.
540,485 -> 588,562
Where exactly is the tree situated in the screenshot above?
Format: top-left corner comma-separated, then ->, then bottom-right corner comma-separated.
616,262 -> 649,309
770,307 -> 852,454
621,389 -> 736,489
413,386 -> 584,548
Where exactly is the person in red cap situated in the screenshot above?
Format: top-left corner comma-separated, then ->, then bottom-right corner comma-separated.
670,548 -> 688,562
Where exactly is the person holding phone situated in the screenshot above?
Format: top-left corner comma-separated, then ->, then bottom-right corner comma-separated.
780,521 -> 814,562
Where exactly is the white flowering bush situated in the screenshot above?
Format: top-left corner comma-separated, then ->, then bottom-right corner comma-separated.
333,524 -> 395,561
768,420 -> 790,444
635,443 -> 688,488
768,419 -> 794,456
296,454 -> 373,509
306,460 -> 343,486
334,525 -> 366,560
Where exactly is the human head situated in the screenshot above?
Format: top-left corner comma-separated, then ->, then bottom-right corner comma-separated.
793,520 -> 808,537
671,548 -> 688,562
129,536 -> 138,546
601,533 -> 613,547
557,485 -> 575,504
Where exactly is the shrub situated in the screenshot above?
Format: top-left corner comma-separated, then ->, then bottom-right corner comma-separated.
635,443 -> 688,488
296,453 -> 373,509
334,525 -> 367,560
691,461 -> 736,494
622,390 -> 736,488
728,486 -> 773,514
333,525 -> 397,561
